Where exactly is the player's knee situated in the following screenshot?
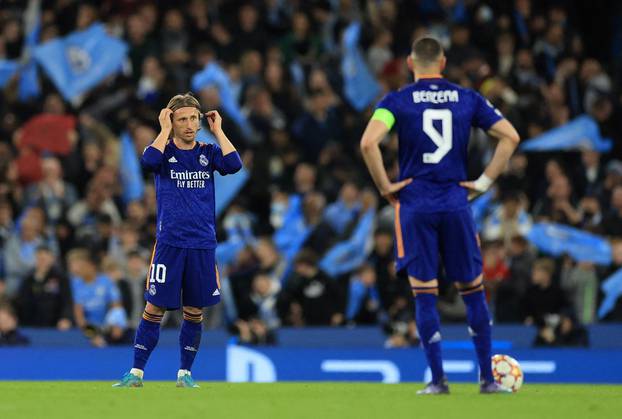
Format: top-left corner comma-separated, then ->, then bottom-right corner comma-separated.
409,277 -> 439,297
456,274 -> 484,295
145,302 -> 165,316
183,306 -> 203,323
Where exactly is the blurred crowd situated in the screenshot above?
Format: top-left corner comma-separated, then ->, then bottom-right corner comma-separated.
1,0 -> 622,348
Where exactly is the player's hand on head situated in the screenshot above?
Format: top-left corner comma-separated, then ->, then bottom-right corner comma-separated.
158,108 -> 173,133
205,110 -> 222,134
381,178 -> 413,206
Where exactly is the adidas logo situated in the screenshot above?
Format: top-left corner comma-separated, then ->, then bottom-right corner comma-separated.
184,346 -> 198,352
428,331 -> 442,344
168,156 -> 178,163
212,289 -> 220,296
134,344 -> 147,351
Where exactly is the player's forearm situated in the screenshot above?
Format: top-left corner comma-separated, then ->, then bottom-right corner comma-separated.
483,137 -> 519,181
150,129 -> 170,153
361,142 -> 392,193
213,129 -> 237,155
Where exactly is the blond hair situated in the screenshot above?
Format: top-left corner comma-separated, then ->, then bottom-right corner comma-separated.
166,92 -> 201,112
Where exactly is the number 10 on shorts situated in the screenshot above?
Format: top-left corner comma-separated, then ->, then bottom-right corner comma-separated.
149,263 -> 167,283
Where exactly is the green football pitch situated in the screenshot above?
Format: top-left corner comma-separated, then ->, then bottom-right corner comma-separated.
0,382 -> 620,419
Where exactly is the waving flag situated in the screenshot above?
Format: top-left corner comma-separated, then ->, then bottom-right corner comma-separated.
33,23 -> 127,103
0,60 -> 19,87
19,0 -> 42,101
191,62 -> 253,139
526,222 -> 612,265
320,209 -> 376,278
520,115 -> 612,153
119,132 -> 145,204
341,22 -> 381,111
598,268 -> 622,319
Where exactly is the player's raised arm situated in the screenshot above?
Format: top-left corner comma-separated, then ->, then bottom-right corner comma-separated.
460,118 -> 520,200
141,108 -> 173,172
206,110 -> 243,175
360,117 -> 412,206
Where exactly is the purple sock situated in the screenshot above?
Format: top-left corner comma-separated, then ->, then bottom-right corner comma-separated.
133,312 -> 162,371
462,289 -> 494,383
180,315 -> 202,371
414,292 -> 445,384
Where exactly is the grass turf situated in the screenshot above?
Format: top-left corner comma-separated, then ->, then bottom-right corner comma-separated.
0,382 -> 620,419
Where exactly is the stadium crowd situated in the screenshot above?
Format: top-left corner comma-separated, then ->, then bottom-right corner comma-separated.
1,0 -> 622,347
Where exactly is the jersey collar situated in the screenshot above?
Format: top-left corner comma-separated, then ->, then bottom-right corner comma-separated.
416,74 -> 443,80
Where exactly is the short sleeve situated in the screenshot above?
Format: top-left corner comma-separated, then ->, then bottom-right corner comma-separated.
372,92 -> 398,129
141,145 -> 164,172
472,92 -> 504,131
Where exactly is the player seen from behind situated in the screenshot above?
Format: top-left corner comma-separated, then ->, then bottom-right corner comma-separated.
113,93 -> 242,388
360,36 -> 520,394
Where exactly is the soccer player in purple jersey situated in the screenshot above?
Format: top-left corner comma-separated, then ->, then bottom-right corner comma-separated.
113,93 -> 242,388
361,37 -> 520,394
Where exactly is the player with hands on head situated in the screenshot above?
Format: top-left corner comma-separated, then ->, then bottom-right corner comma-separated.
113,93 -> 242,388
360,36 -> 519,395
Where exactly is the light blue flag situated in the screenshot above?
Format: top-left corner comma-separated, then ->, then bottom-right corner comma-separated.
191,62 -> 253,139
521,115 -> 612,152
598,268 -> 622,319
214,168 -> 249,217
0,60 -> 19,87
33,23 -> 127,102
119,132 -> 145,204
195,126 -> 249,216
320,208 -> 375,278
341,22 -> 381,111
526,222 -> 612,265
18,0 -> 41,101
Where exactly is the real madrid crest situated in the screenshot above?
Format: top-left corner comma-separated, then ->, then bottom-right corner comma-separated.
199,154 -> 209,167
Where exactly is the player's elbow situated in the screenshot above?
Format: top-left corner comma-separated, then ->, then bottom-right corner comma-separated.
507,130 -> 520,145
360,136 -> 375,154
506,133 -> 520,146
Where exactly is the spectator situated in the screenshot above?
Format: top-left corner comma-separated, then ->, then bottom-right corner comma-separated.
324,182 -> 361,235
345,264 -> 381,325
561,260 -> 598,325
233,272 -> 279,345
23,156 -> 78,225
0,301 -> 30,346
278,249 -> 343,326
496,236 -> 535,323
15,245 -> 72,329
67,181 -> 121,242
521,258 -> 586,346
602,185 -> 622,238
67,249 -> 128,347
533,174 -> 581,226
4,207 -> 58,297
482,190 -> 532,245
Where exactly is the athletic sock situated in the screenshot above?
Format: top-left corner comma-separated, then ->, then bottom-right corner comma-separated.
413,287 -> 444,385
179,311 -> 203,371
132,310 -> 163,371
461,283 -> 494,383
